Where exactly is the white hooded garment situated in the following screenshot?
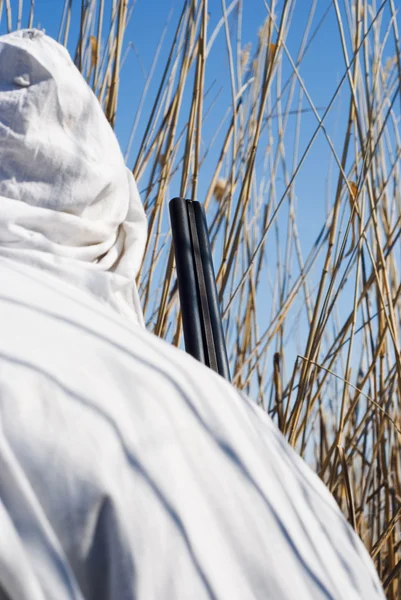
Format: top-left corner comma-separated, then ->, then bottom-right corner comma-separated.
0,30 -> 385,600
0,29 -> 147,326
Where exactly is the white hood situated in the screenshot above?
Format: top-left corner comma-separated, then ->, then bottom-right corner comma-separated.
0,29 -> 147,325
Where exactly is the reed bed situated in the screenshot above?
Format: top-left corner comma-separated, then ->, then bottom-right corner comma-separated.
3,0 -> 401,595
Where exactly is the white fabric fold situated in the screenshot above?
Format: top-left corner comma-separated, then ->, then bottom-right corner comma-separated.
0,29 -> 147,325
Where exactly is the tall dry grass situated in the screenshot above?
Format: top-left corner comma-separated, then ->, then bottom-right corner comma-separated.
3,0 -> 401,595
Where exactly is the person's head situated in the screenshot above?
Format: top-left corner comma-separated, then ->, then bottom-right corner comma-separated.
0,30 -> 147,323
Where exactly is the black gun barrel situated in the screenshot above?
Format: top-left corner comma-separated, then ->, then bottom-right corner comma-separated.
169,198 -> 231,382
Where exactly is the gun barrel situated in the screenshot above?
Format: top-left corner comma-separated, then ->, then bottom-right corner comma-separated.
169,198 -> 231,382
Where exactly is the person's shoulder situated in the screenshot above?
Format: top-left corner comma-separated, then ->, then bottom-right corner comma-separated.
0,256 -> 208,381
0,256 -> 136,336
